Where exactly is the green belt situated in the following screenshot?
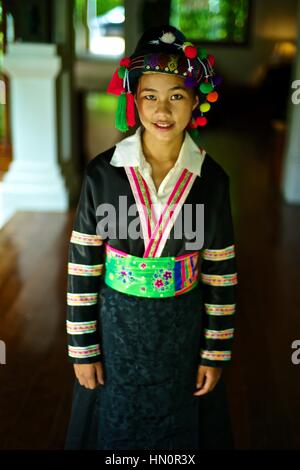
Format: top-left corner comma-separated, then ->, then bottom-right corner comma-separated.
104,243 -> 199,298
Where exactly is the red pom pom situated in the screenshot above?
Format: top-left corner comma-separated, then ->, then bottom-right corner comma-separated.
120,57 -> 131,67
196,116 -> 207,127
107,68 -> 124,96
207,54 -> 215,66
184,46 -> 198,59
188,119 -> 198,129
126,92 -> 136,127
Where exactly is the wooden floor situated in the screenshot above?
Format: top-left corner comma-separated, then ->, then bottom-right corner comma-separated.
0,107 -> 300,449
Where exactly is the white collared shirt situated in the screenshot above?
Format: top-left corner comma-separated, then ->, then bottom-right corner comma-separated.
110,126 -> 206,218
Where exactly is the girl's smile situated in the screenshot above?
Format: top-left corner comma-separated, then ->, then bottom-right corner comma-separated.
153,121 -> 175,131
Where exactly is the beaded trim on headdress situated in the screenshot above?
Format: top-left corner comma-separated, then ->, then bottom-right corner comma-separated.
107,29 -> 222,132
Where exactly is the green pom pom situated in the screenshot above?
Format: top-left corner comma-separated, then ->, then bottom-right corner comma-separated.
199,82 -> 213,94
116,92 -> 128,132
118,66 -> 126,79
197,47 -> 207,59
188,128 -> 199,141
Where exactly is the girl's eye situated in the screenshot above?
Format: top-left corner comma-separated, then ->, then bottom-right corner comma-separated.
143,94 -> 184,101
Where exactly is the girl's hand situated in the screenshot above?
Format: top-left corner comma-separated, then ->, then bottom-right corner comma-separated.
73,362 -> 105,390
193,365 -> 222,397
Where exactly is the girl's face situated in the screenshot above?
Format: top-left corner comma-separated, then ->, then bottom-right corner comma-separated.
135,72 -> 199,143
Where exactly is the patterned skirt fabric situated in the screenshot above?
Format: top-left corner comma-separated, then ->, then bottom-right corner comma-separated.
64,282 -> 234,450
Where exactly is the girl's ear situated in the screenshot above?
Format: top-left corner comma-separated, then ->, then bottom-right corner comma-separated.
192,93 -> 200,111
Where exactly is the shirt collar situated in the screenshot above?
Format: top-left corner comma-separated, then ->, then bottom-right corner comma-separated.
110,126 -> 206,176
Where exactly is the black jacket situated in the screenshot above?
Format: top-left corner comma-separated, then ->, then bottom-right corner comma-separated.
66,146 -> 238,368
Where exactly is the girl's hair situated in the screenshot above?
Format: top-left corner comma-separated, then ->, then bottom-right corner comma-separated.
131,74 -> 198,98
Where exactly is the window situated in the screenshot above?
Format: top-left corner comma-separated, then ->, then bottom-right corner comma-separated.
170,0 -> 251,45
74,0 -> 125,57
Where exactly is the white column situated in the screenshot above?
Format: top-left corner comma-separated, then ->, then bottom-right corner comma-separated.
0,43 -> 68,228
281,1 -> 300,203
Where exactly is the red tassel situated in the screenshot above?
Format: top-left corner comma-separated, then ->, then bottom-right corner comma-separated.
126,92 -> 136,127
107,68 -> 124,96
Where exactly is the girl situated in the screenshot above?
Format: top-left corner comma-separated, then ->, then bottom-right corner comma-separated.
64,25 -> 238,450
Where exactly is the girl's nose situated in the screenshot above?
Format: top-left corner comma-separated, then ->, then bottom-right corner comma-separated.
154,101 -> 172,116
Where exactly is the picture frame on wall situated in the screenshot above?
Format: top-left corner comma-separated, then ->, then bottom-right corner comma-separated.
169,0 -> 253,46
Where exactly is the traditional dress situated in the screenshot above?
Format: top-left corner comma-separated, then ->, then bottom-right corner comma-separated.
64,126 -> 238,450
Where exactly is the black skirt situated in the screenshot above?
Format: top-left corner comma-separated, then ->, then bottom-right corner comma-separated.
64,282 -> 234,450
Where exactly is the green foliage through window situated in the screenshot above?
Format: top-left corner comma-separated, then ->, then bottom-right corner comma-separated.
95,0 -> 123,16
170,0 -> 250,44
